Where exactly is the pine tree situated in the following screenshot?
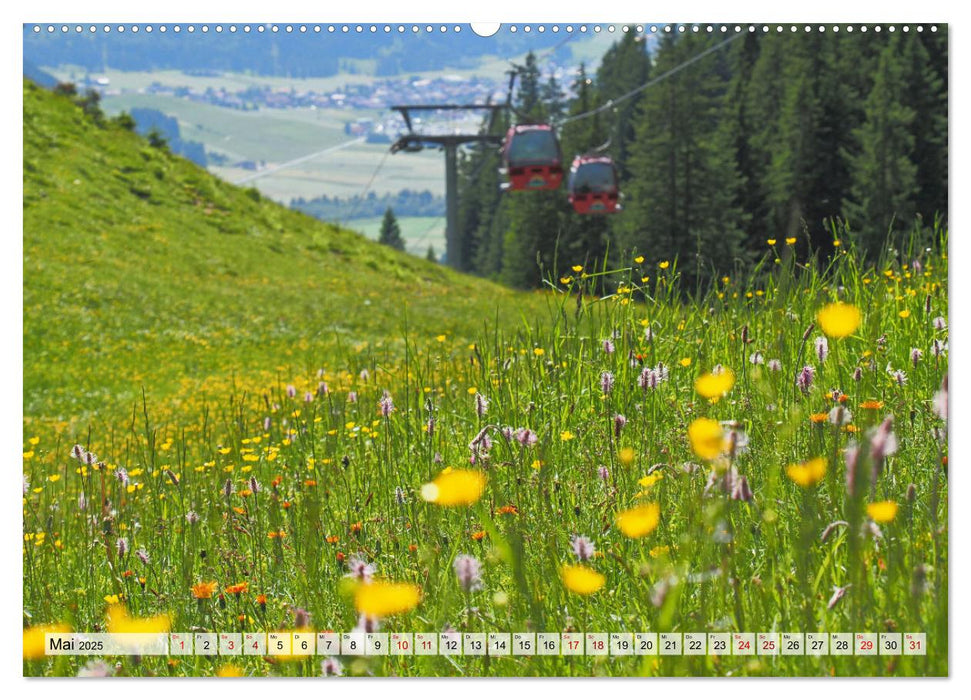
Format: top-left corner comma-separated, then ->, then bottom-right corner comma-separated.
843,38 -> 918,255
766,33 -> 856,254
378,206 -> 405,251
723,33 -> 765,254
899,32 -> 947,224
595,31 -> 652,177
468,108 -> 509,279
620,33 -> 747,289
498,52 -> 565,288
558,64 -> 610,272
426,245 -> 437,262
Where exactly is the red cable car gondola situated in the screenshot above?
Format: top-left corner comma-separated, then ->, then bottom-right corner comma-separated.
568,155 -> 621,214
501,124 -> 564,191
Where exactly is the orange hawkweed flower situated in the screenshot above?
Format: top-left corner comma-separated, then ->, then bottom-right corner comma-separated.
255,594 -> 267,606
810,413 -> 829,424
304,479 -> 317,487
471,530 -> 487,541
268,530 -> 286,539
225,582 -> 249,596
326,535 -> 339,544
191,581 -> 217,599
336,551 -> 346,563
497,504 -> 518,516
859,400 -> 885,410
350,522 -> 363,534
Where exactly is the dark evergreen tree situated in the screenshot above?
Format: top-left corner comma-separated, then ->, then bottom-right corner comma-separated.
766,33 -> 856,254
558,65 -> 611,272
900,32 -> 948,224
378,207 -> 406,251
595,31 -> 652,178
843,38 -> 918,254
723,33 -> 765,254
499,52 -> 565,288
620,33 -> 747,290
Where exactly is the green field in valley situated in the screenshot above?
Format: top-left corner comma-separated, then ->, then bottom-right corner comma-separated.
349,216 -> 445,259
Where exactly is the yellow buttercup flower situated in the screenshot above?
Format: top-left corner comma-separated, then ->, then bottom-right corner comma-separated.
572,265 -> 583,273
688,418 -> 725,460
817,302 -> 862,338
767,238 -> 777,245
560,564 -> 605,595
618,447 -> 635,466
695,368 -> 735,399
634,255 -> 645,264
106,604 -> 171,634
421,469 -> 486,506
560,430 -> 575,441
616,502 -> 660,538
679,357 -> 692,367
786,237 -> 797,245
867,501 -> 899,523
216,664 -> 244,677
354,581 -> 421,617
659,261 -> 670,270
23,622 -> 71,660
638,473 -> 664,488
785,457 -> 827,488
898,310 -> 911,319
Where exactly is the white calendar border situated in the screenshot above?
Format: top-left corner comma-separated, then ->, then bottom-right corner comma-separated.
5,0 -> 964,697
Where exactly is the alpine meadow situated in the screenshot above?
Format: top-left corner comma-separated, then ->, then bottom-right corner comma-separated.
22,24 -> 948,679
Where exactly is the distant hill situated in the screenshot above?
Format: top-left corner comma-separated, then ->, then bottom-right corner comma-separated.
23,60 -> 57,87
23,26 -> 572,78
22,79 -> 542,423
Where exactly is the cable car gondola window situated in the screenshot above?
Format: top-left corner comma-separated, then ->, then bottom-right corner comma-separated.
507,129 -> 560,166
569,161 -> 617,194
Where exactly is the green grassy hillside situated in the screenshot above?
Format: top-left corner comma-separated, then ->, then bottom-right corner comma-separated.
22,80 -> 544,430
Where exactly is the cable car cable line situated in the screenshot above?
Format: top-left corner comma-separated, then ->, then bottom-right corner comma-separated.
558,31 -> 745,127
340,148 -> 393,227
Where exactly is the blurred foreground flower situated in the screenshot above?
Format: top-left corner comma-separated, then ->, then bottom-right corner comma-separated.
786,457 -> 827,488
354,581 -> 421,617
106,604 -> 171,634
695,368 -> 735,399
560,564 -> 605,595
817,302 -> 861,338
867,501 -> 899,523
615,503 -> 660,538
688,418 -> 725,460
23,622 -> 71,660
421,469 -> 486,506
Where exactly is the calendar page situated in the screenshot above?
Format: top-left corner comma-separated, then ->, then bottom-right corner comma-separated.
20,9 -> 949,681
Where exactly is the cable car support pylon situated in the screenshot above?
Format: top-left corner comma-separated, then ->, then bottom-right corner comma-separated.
390,103 -> 506,271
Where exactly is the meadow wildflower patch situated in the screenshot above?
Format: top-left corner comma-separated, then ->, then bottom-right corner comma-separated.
22,82 -> 948,677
